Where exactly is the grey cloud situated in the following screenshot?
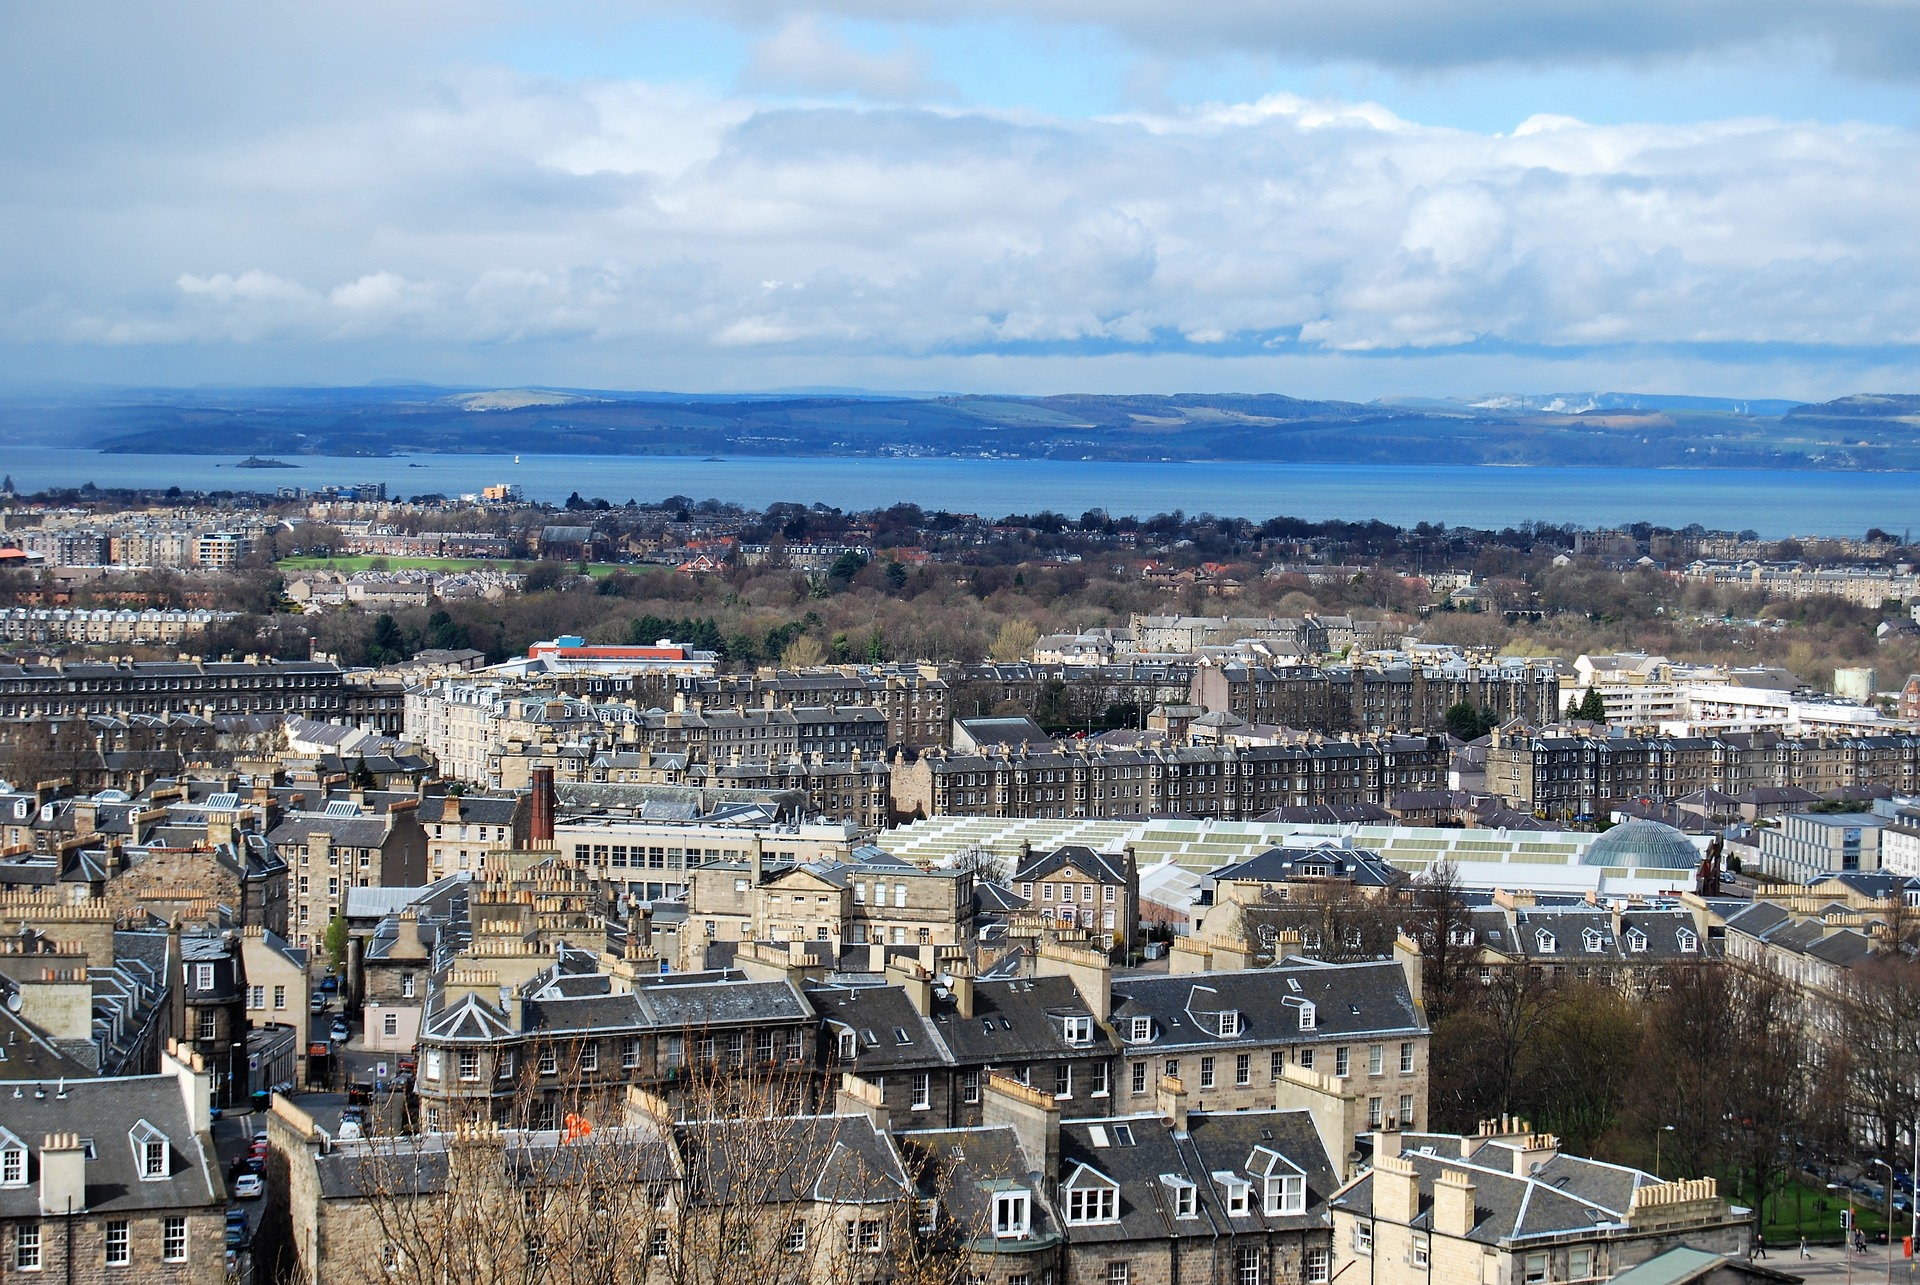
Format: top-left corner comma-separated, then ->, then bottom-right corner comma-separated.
688,0 -> 1920,77
739,15 -> 957,101
3,4 -> 1920,390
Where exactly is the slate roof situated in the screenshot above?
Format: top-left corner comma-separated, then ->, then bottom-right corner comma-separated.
1211,845 -> 1404,889
806,982 -> 951,1073
677,1114 -> 907,1206
1013,844 -> 1129,886
933,975 -> 1111,1065
1332,1138 -> 1670,1247
0,1074 -> 222,1217
416,792 -> 522,826
267,813 -> 398,849
313,1122 -> 676,1200
1054,1107 -> 1337,1245
1109,960 -> 1424,1052
898,1126 -> 1060,1254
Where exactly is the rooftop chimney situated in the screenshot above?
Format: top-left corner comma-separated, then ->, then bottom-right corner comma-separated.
530,766 -> 556,845
38,1133 -> 86,1216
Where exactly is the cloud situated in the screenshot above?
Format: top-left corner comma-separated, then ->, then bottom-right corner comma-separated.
740,15 -> 955,102
2,2 -> 1920,395
699,0 -> 1920,79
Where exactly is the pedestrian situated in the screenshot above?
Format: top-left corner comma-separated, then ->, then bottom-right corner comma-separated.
1855,1227 -> 1867,1254
1799,1235 -> 1811,1259
1753,1232 -> 1766,1259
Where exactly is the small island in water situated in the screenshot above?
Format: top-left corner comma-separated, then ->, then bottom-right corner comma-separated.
234,455 -> 298,469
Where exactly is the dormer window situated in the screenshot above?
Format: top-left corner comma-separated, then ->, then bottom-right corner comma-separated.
1287,997 -> 1316,1031
1161,1176 -> 1198,1219
1534,929 -> 1557,955
0,1129 -> 25,1187
1061,1166 -> 1120,1225
1215,1172 -> 1252,1216
1218,1011 -> 1241,1037
1127,1017 -> 1154,1043
1064,1016 -> 1094,1045
1582,928 -> 1605,954
1626,929 -> 1648,954
1247,1146 -> 1308,1216
992,1191 -> 1031,1238
1677,929 -> 1699,954
1265,1173 -> 1306,1216
130,1120 -> 170,1180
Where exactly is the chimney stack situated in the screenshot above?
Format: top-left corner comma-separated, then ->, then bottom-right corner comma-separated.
530,765 -> 556,845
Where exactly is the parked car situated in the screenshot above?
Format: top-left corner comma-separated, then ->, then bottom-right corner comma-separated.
225,1223 -> 246,1250
330,1020 -> 350,1043
244,1155 -> 267,1175
208,1104 -> 222,1123
251,1130 -> 269,1147
225,1208 -> 247,1228
232,1174 -> 263,1200
310,994 -> 328,1013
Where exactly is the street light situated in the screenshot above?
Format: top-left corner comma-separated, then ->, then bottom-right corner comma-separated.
1655,1125 -> 1676,1180
1831,1183 -> 1858,1285
1869,1159 -> 1897,1284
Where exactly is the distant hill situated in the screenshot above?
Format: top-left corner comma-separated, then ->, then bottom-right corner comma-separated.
5,385 -> 1920,471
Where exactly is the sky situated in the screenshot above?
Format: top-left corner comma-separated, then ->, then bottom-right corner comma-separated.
4,1 -> 1920,401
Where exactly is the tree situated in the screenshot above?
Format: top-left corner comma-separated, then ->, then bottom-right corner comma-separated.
326,1059 -> 998,1285
987,619 -> 1038,663
1242,882 -> 1404,964
1838,955 -> 1920,1174
323,915 -> 349,970
1409,860 -> 1476,1023
1443,702 -> 1494,740
777,633 -> 827,669
1569,688 -> 1608,722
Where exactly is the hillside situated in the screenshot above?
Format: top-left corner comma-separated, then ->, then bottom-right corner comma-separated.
5,386 -> 1920,470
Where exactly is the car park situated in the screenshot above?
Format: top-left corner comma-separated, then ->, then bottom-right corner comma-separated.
233,1174 -> 263,1199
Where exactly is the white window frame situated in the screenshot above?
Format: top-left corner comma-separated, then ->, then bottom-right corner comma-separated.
1064,1181 -> 1119,1225
1264,1174 -> 1305,1216
993,1191 -> 1032,1238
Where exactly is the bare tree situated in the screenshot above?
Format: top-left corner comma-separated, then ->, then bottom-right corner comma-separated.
327,1056 -> 994,1285
1409,859 -> 1476,1022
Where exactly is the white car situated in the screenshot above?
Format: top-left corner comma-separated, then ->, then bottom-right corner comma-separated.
232,1173 -> 264,1200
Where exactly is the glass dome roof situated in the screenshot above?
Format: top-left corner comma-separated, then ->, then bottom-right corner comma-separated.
1580,818 -> 1702,870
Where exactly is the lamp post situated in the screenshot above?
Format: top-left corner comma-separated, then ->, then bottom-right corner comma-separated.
1869,1160 -> 1896,1284
1655,1125 -> 1676,1180
1832,1183 -> 1858,1285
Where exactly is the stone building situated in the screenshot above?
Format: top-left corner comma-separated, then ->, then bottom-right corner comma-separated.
176,928 -> 249,1108
1328,1123 -> 1751,1285
0,1045 -> 227,1284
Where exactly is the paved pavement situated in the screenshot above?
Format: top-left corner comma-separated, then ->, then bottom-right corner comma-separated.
1759,1242 -> 1918,1281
